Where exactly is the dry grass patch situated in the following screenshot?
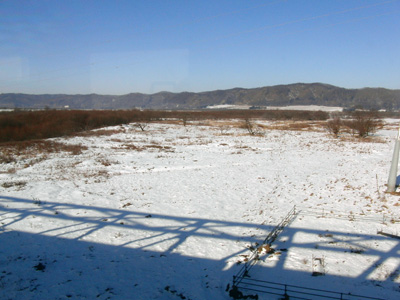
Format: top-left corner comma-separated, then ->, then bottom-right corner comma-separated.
81,169 -> 111,183
337,136 -> 386,144
112,143 -> 175,153
120,144 -> 141,151
0,151 -> 16,164
264,120 -> 324,132
77,128 -> 126,137
1,181 -> 27,189
96,157 -> 119,167
383,121 -> 400,131
206,119 -> 242,127
0,140 -> 87,167
144,144 -> 174,151
155,119 -> 182,125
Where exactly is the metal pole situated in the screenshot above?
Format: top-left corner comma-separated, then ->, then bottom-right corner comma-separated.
387,123 -> 400,192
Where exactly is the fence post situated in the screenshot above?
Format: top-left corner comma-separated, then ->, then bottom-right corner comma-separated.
387,123 -> 400,192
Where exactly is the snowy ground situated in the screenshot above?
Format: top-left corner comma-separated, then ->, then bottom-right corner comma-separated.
0,119 -> 399,300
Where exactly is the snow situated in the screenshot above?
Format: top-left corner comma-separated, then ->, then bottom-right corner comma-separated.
206,104 -> 252,109
206,105 -> 344,112
1,119 -> 400,299
265,105 -> 344,112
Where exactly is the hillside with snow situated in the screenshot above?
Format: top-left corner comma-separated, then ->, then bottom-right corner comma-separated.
1,119 -> 400,299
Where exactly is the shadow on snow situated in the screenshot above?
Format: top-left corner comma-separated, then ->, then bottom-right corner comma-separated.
0,195 -> 399,299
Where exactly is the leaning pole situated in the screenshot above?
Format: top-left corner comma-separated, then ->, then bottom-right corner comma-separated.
387,123 -> 400,193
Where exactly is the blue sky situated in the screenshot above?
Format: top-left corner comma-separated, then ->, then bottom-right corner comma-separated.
1,0 -> 400,95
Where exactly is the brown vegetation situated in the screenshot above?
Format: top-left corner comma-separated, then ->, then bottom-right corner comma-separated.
267,121 -> 323,132
326,117 -> 342,137
325,111 -> 383,138
0,109 -> 329,144
242,118 -> 265,136
342,111 -> 383,138
0,110 -> 147,143
0,140 -> 87,168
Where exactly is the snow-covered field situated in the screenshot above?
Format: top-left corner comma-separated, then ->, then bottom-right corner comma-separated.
1,119 -> 399,300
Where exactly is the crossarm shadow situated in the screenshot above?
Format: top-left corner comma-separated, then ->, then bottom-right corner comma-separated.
1,195 -> 399,299
0,195 -> 269,255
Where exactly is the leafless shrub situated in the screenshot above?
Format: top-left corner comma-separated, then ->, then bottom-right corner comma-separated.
342,112 -> 383,138
218,125 -> 231,135
242,118 -> 265,136
326,117 -> 342,137
135,123 -> 148,131
243,118 -> 255,135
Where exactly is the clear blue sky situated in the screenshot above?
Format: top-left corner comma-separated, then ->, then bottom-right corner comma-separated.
1,0 -> 400,95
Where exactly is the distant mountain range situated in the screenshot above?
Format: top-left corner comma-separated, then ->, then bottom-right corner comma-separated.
1,83 -> 399,111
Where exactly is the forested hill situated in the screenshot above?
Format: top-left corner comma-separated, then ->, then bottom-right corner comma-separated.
1,83 -> 399,110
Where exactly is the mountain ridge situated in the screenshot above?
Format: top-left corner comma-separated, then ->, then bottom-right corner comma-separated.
1,83 -> 399,111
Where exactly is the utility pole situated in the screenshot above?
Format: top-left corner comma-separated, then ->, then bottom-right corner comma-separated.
387,123 -> 400,193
